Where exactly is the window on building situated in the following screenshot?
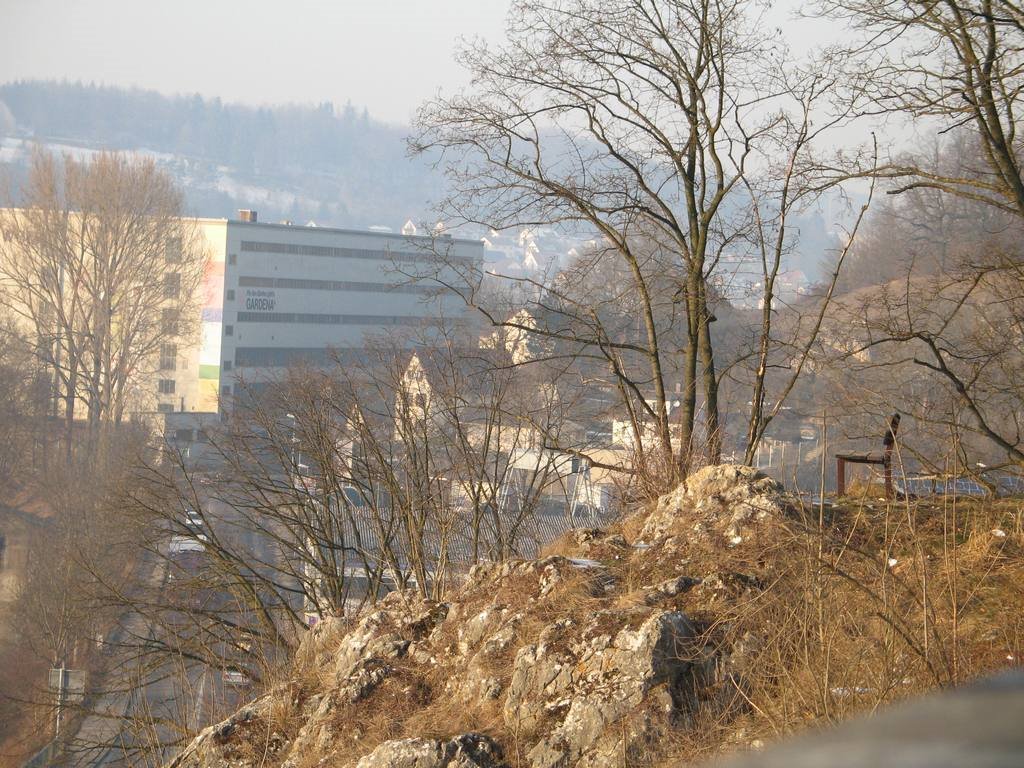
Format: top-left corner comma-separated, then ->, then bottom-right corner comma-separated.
238,276 -> 276,288
158,379 -> 176,395
228,253 -> 237,265
225,324 -> 233,337
165,237 -> 182,263
223,360 -> 233,371
226,289 -> 235,301
163,273 -> 181,300
221,385 -> 232,396
174,428 -> 193,442
162,308 -> 179,335
157,403 -> 174,413
159,344 -> 177,371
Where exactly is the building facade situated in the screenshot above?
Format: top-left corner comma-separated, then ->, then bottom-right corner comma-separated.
165,212 -> 481,414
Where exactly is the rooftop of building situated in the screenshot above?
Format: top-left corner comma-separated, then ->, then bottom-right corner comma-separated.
196,211 -> 484,247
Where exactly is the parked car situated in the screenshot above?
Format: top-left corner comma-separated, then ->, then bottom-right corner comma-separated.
184,506 -> 204,533
222,666 -> 251,687
168,535 -> 205,555
167,535 -> 205,580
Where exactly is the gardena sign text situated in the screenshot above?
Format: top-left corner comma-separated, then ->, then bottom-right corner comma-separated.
245,289 -> 276,312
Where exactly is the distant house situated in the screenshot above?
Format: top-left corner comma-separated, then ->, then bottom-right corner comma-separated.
397,351 -> 435,425
479,308 -> 550,366
609,391 -> 687,452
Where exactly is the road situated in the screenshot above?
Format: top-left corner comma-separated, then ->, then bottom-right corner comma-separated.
59,483 -> 282,766
60,551 -> 170,767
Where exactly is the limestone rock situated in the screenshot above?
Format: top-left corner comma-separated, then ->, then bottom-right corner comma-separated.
355,734 -> 504,768
640,464 -> 786,545
281,693 -> 337,768
454,605 -> 521,704
640,575 -> 701,606
168,697 -> 272,768
331,593 -> 448,681
506,610 -> 697,768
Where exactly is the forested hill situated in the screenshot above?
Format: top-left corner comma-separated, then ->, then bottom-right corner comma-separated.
0,80 -> 841,279
0,80 -> 446,228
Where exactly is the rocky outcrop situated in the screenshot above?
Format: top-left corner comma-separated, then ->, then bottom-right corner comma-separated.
168,698 -> 274,768
640,464 -> 785,545
355,734 -> 503,768
168,466 -> 792,768
507,609 -> 697,768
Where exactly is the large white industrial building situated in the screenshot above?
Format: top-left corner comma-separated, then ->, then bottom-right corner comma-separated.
164,211 -> 482,414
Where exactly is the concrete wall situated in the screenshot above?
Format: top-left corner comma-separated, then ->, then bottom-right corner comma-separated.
217,220 -> 481,396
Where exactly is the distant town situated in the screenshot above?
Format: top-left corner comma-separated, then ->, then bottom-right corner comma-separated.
1,0 -> 1023,765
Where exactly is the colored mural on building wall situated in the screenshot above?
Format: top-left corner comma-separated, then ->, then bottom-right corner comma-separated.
198,248 -> 223,411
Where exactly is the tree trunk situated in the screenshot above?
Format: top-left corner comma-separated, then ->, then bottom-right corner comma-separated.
677,274 -> 700,476
64,362 -> 77,465
699,300 -> 722,464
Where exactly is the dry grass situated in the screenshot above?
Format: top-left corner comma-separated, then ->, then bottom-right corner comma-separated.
646,493 -> 1024,766
213,490 -> 1024,768
329,662 -> 434,764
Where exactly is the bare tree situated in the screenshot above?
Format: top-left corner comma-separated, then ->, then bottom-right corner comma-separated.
821,0 -> 1024,216
413,0 -> 860,482
823,202 -> 1024,473
0,318 -> 50,484
805,0 -> 1024,477
2,427 -> 150,758
0,149 -> 207,453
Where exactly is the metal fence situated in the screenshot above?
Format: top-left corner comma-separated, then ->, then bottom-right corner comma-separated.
895,472 -> 1024,498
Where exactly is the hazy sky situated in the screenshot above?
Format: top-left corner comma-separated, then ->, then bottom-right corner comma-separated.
0,0 -> 511,124
0,0 -> 850,126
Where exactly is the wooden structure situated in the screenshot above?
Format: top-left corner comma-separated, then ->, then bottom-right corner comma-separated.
836,414 -> 901,498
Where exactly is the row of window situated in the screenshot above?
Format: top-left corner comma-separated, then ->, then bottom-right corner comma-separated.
236,275 -> 445,295
235,312 -> 433,326
239,240 -> 474,264
233,347 -> 363,368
